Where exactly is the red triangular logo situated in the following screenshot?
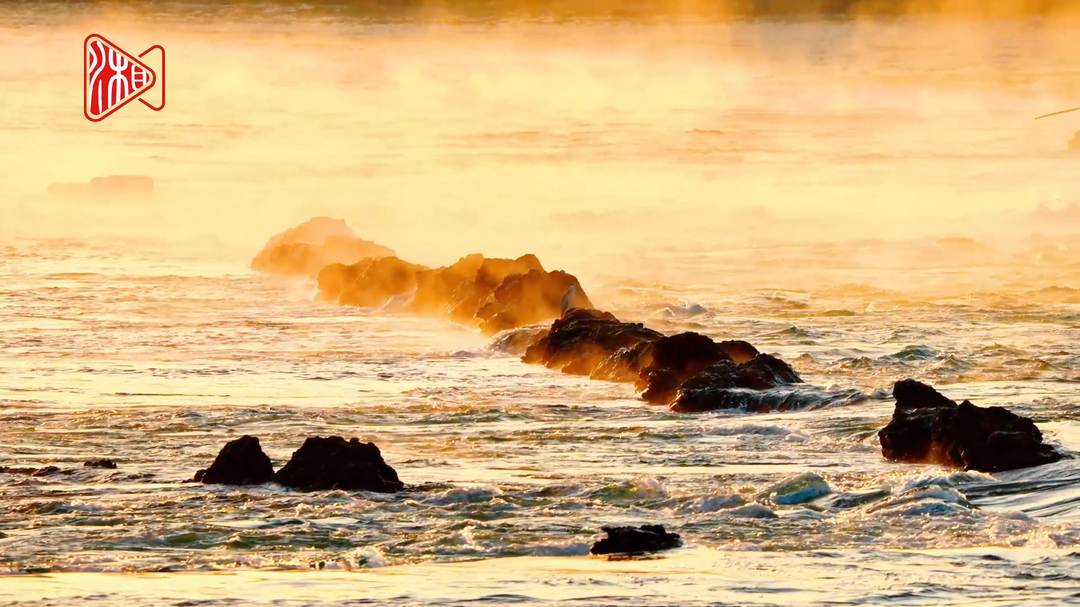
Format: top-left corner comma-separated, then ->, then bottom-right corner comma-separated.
84,35 -> 157,122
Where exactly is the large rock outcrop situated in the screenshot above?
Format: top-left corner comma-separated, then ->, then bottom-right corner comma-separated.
879,379 -> 1063,472
590,525 -> 682,555
194,435 -> 275,485
318,251 -> 592,333
273,436 -> 404,493
251,218 -> 394,277
522,308 -> 664,376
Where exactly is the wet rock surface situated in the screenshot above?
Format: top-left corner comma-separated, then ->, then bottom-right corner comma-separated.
83,459 -> 117,469
590,525 -> 682,555
879,379 -> 1064,472
522,308 -> 664,376
274,436 -> 404,493
196,435 -> 275,485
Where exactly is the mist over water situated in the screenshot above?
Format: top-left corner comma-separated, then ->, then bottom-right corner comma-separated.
1,2 -> 1079,605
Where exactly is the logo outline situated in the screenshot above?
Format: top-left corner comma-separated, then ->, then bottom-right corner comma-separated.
83,34 -> 162,122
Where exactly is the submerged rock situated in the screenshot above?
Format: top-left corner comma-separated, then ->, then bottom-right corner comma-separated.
252,218 -> 394,277
0,465 -> 61,477
274,436 -> 404,493
523,308 -> 663,376
879,379 -> 1063,472
590,525 -> 682,555
84,459 -> 117,469
196,435 -> 275,485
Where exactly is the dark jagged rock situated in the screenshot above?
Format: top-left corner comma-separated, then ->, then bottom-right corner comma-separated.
523,308 -> 663,376
669,355 -> 819,413
590,525 -> 682,555
879,380 -> 1063,472
252,218 -> 394,277
633,335 -> 786,405
274,436 -> 404,493
634,332 -> 736,404
520,309 -> 816,412
197,435 -> 275,485
84,459 -> 117,469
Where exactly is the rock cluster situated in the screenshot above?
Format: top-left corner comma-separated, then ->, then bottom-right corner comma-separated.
194,435 -> 404,492
252,219 -> 594,334
521,308 -> 820,413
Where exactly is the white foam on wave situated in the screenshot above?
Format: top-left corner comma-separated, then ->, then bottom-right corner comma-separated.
681,494 -> 748,513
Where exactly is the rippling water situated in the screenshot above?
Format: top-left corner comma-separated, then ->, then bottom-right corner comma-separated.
1,236 -> 1078,604
2,2 -> 1080,605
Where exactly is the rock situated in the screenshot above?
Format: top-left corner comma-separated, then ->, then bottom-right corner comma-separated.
879,380 -> 1063,472
476,269 -> 593,335
47,175 -> 154,201
635,332 -> 735,404
590,525 -> 682,555
252,218 -> 394,277
1070,131 -> 1079,151
323,257 -> 429,307
522,308 -> 663,376
84,459 -> 117,469
274,436 -> 404,493
657,353 -> 802,409
198,435 -> 275,485
420,254 -> 546,323
413,254 -> 490,317
520,309 -> 816,412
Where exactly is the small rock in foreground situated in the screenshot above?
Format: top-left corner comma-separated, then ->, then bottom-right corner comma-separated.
196,435 -> 275,485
